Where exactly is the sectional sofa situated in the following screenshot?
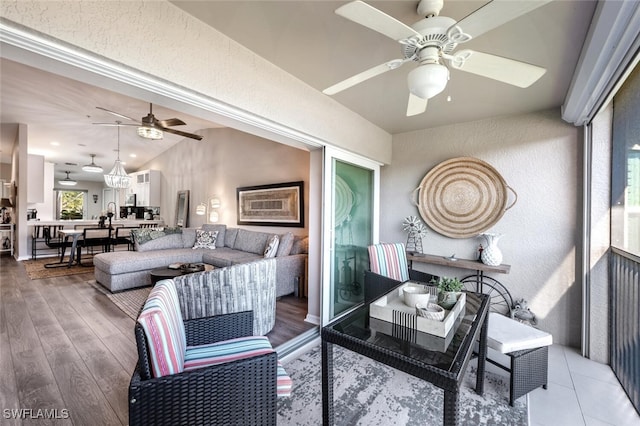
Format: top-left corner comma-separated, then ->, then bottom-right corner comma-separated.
93,224 -> 308,294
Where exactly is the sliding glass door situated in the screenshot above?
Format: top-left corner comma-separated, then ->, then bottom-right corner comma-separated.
322,148 -> 379,323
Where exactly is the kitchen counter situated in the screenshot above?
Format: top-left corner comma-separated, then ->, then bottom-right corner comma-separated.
26,219 -> 165,227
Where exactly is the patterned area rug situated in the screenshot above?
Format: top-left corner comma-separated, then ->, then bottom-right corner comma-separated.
22,258 -> 93,279
278,346 -> 527,426
107,287 -> 151,319
88,280 -> 151,320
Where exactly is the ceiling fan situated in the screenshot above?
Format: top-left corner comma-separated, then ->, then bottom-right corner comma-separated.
323,0 -> 551,116
94,103 -> 203,140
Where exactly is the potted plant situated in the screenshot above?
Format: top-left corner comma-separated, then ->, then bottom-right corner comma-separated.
431,276 -> 463,310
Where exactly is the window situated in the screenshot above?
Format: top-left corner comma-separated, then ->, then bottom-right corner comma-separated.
57,190 -> 87,220
612,66 -> 640,256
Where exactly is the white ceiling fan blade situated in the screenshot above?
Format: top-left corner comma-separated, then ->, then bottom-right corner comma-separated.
335,1 -> 421,42
449,50 -> 546,88
450,0 -> 552,41
406,93 -> 428,117
323,59 -> 406,95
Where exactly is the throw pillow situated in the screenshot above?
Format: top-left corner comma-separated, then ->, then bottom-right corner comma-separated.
192,230 -> 218,250
276,232 -> 294,257
131,227 -> 181,246
201,224 -> 227,248
290,236 -> 309,255
264,234 -> 279,258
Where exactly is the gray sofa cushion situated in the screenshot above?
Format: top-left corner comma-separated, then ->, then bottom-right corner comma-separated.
225,227 -> 238,248
234,229 -> 271,255
276,232 -> 294,257
135,233 -> 184,252
94,248 -> 205,274
291,236 -> 309,254
201,224 -> 226,248
181,228 -> 197,248
201,248 -> 263,268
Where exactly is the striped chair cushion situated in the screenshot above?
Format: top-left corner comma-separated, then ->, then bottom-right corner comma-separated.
184,335 -> 292,397
368,243 -> 410,282
137,280 -> 187,378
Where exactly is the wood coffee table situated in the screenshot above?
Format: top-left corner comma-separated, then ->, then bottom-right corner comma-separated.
150,264 -> 214,284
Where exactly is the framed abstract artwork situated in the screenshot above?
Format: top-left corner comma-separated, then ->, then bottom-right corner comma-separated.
237,181 -> 304,227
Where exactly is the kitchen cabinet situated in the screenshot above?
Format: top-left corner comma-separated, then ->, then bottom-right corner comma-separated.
129,170 -> 161,207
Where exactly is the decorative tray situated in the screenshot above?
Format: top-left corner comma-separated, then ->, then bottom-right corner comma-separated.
370,283 -> 466,338
368,317 -> 458,353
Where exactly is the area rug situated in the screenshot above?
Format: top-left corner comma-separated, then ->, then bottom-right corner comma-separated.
107,286 -> 151,319
22,258 -> 93,280
88,280 -> 151,320
277,346 -> 527,426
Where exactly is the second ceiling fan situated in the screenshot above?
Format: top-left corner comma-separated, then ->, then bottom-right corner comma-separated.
95,103 -> 203,141
323,0 -> 551,116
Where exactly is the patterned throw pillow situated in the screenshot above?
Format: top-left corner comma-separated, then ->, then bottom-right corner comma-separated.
192,230 -> 218,250
131,227 -> 182,246
264,234 -> 279,258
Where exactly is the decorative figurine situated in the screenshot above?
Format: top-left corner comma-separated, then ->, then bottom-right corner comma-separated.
403,216 -> 427,253
511,298 -> 538,327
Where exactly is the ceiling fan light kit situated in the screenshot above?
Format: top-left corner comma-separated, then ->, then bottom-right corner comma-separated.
59,171 -> 77,186
82,154 -> 103,173
137,126 -> 163,140
95,103 -> 202,141
408,62 -> 449,100
324,0 -> 551,116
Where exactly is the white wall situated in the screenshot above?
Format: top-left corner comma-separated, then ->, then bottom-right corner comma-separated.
382,108 -> 581,346
141,127 -> 310,237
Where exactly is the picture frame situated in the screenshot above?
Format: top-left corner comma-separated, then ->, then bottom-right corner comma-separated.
237,181 -> 304,227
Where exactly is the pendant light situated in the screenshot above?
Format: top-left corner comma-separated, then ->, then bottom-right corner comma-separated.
59,171 -> 77,186
104,122 -> 132,189
82,154 -> 103,173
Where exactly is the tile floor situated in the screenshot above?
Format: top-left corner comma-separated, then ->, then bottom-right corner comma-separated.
527,344 -> 640,426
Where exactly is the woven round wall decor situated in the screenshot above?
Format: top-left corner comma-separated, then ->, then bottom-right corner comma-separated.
413,157 -> 517,239
335,175 -> 355,227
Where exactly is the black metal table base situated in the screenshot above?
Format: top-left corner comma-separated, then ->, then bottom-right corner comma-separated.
321,283 -> 489,426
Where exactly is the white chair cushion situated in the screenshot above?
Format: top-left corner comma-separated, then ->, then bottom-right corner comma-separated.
487,312 -> 553,354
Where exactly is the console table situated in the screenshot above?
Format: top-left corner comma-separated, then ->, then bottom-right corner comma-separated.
407,253 -> 513,316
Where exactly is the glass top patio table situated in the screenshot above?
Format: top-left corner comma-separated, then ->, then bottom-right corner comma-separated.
321,287 -> 490,426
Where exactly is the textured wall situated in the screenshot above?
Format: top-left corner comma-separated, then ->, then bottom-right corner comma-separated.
0,0 -> 391,162
140,127 -> 309,236
383,109 -> 581,346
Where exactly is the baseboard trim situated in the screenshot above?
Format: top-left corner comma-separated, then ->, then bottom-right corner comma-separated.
305,314 -> 320,325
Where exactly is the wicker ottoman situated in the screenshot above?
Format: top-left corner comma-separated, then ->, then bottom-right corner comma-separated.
486,312 -> 553,406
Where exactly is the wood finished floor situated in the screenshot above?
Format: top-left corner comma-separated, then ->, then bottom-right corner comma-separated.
0,255 -> 314,425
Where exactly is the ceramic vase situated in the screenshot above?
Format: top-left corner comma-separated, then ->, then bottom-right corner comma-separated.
438,291 -> 458,310
480,233 -> 503,266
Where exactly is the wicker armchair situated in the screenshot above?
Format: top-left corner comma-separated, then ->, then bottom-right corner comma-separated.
129,280 -> 290,425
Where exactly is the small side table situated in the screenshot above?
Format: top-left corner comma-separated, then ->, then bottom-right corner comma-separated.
0,223 -> 14,256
